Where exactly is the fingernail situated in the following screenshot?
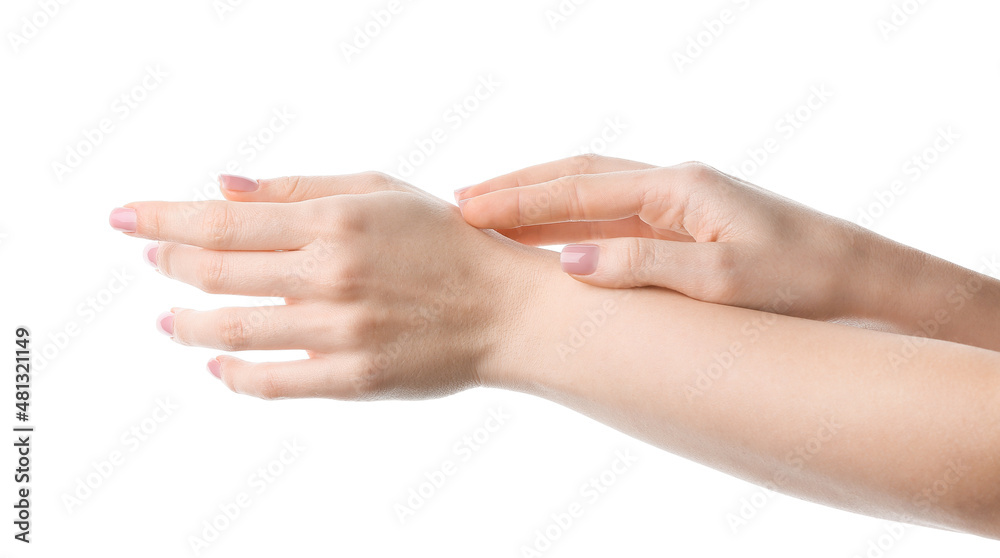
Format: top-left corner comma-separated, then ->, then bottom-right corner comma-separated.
561,244 -> 600,275
156,311 -> 175,337
453,186 -> 473,203
207,358 -> 222,379
457,198 -> 471,212
109,208 -> 137,232
219,174 -> 259,192
143,242 -> 159,268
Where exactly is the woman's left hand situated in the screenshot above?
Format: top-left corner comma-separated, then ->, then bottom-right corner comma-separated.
110,173 -> 543,400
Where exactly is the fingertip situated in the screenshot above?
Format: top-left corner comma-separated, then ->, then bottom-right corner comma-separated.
143,242 -> 159,268
207,358 -> 222,379
457,196 -> 475,221
219,174 -> 259,193
109,207 -> 137,233
453,185 -> 473,204
560,244 -> 600,275
457,196 -> 494,229
155,311 -> 175,337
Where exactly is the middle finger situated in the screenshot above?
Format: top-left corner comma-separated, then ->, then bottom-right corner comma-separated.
153,242 -> 322,298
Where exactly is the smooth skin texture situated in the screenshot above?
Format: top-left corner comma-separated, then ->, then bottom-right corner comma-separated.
113,171 -> 1000,539
456,155 -> 1000,351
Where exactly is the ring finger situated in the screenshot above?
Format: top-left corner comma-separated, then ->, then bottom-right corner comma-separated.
166,304 -> 340,353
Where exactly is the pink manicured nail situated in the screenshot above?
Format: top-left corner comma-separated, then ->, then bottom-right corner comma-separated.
109,208 -> 137,232
156,311 -> 174,336
561,244 -> 600,275
219,174 -> 259,192
453,186 -> 473,203
207,358 -> 222,379
143,242 -> 159,268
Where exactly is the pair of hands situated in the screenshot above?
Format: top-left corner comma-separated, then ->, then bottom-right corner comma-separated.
109,155 -> 898,400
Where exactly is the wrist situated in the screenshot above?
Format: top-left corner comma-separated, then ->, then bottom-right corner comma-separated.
847,226 -> 979,330
474,238 -> 588,394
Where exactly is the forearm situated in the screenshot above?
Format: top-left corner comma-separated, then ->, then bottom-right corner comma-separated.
494,251 -> 1000,538
852,230 -> 1000,352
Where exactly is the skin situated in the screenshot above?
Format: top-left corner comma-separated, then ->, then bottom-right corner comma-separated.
457,155 -> 1000,351
115,168 -> 1000,539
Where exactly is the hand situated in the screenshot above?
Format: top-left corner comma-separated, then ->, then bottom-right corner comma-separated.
455,155 -> 904,322
110,173 -> 546,400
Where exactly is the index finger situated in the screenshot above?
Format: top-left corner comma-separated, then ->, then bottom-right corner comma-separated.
455,154 -> 655,202
109,200 -> 317,250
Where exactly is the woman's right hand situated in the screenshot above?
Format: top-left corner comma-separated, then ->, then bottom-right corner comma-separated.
454,155 -> 1000,344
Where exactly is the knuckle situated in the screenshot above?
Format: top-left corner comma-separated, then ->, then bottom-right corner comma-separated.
326,262 -> 363,298
218,310 -> 251,352
622,238 -> 658,285
196,252 -> 229,293
364,171 -> 391,184
560,176 -> 584,219
156,243 -> 178,277
201,203 -> 236,247
362,171 -> 398,191
146,203 -> 165,238
279,176 -> 304,199
676,161 -> 717,184
253,369 -> 286,401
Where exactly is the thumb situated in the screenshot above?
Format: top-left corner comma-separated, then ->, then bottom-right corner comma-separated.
559,238 -> 735,300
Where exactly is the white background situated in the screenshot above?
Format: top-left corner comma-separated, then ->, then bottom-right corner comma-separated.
2,0 -> 999,556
